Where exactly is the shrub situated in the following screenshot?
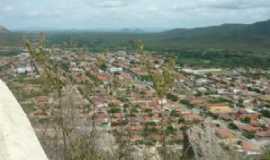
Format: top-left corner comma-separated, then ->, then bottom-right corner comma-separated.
144,108 -> 152,113
240,117 -> 251,124
261,110 -> 270,118
130,107 -> 139,113
109,107 -> 121,113
180,99 -> 191,106
208,97 -> 232,104
170,109 -> 179,117
166,93 -> 178,102
261,147 -> 270,160
145,121 -> 157,126
165,125 -> 176,135
242,132 -> 255,139
228,122 -> 238,130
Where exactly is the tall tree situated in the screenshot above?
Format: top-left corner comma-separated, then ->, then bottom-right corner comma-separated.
136,41 -> 177,159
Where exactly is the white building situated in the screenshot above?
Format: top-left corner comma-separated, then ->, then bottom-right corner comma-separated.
110,67 -> 123,73
16,66 -> 33,74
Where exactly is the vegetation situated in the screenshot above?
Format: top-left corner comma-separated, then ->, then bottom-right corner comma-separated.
109,107 -> 122,113
3,18 -> 270,160
208,97 -> 232,104
170,109 -> 179,117
261,147 -> 270,160
228,122 -> 238,130
2,19 -> 270,68
180,99 -> 192,106
165,125 -> 177,135
166,93 -> 178,102
26,39 -> 105,160
240,117 -> 251,124
242,132 -> 255,139
261,109 -> 270,118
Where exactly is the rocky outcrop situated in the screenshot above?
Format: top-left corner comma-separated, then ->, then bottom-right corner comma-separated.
184,123 -> 241,160
0,79 -> 48,160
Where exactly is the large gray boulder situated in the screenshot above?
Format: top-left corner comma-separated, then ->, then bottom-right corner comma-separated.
0,80 -> 48,160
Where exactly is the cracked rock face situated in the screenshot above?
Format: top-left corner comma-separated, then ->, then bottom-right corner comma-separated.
185,123 -> 240,160
0,80 -> 48,160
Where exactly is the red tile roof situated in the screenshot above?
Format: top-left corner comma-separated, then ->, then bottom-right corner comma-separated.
216,128 -> 235,139
256,129 -> 270,138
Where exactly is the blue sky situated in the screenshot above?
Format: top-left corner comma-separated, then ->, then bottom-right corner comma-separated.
0,0 -> 270,30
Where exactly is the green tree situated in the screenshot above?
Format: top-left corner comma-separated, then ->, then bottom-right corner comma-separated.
26,39 -> 104,160
139,41 -> 177,158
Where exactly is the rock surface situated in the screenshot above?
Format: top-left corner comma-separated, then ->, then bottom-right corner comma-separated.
0,79 -> 48,160
186,123 -> 241,160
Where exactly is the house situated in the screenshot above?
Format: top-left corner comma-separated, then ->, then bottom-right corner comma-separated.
239,141 -> 261,156
236,109 -> 261,122
129,135 -> 143,143
109,67 -> 123,73
92,96 -> 108,109
95,111 -> 110,126
236,123 -> 261,133
96,74 -> 109,82
181,112 -> 203,123
35,96 -> 49,108
143,115 -> 161,123
16,66 -> 33,74
255,129 -> 270,140
74,74 -> 88,83
189,97 -> 208,108
32,110 -> 49,117
260,95 -> 270,103
215,128 -> 235,141
118,72 -> 132,81
208,103 -> 234,115
111,112 -> 125,126
128,125 -> 143,132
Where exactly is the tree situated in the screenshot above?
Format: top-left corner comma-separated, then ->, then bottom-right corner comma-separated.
96,54 -> 107,71
138,41 -> 177,159
26,39 -> 104,160
149,57 -> 176,149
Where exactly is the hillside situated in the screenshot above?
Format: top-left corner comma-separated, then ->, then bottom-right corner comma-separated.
0,26 -> 28,47
153,19 -> 270,51
1,19 -> 270,52
42,19 -> 270,52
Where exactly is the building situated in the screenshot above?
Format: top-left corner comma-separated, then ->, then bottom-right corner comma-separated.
110,67 -> 123,73
208,104 -> 234,115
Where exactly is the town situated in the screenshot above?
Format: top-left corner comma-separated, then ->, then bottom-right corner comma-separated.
1,46 -> 270,160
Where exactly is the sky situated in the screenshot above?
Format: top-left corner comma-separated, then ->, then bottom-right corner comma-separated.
0,0 -> 270,31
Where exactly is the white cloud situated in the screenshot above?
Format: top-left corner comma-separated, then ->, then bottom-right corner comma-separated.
2,5 -> 14,12
0,0 -> 270,29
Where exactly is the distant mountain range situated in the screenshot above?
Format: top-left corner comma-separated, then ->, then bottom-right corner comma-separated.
0,25 -> 9,33
120,28 -> 145,33
150,19 -> 270,51
1,19 -> 270,51
167,19 -> 270,37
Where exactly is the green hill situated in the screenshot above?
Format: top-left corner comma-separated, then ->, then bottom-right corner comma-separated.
151,19 -> 270,51
1,19 -> 270,52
